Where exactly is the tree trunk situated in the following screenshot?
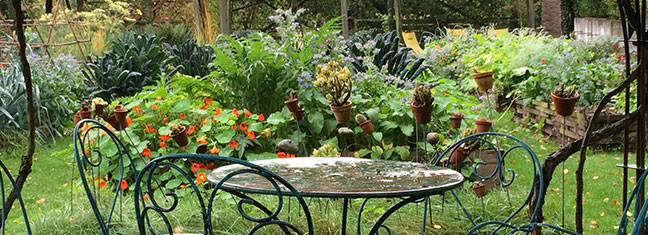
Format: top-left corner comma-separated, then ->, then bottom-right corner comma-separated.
541,0 -> 562,37
46,0 -> 53,14
4,0 -> 35,219
76,0 -> 83,11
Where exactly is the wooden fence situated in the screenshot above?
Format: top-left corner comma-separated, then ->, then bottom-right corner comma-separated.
574,17 -> 625,42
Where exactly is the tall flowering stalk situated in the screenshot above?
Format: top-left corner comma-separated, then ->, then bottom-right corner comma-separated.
313,60 -> 352,106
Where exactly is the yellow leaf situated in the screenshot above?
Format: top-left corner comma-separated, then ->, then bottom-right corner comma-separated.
564,169 -> 569,174
603,198 -> 609,202
600,212 -> 605,216
591,220 -> 597,225
35,198 -> 45,204
614,200 -> 620,205
433,225 -> 442,229
593,176 -> 599,180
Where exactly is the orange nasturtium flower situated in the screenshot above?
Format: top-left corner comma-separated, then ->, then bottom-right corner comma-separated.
141,148 -> 152,159
159,135 -> 170,142
180,184 -> 186,189
99,180 -> 107,188
228,140 -> 238,149
156,96 -> 162,101
247,131 -> 255,140
230,123 -> 238,131
187,125 -> 195,135
196,136 -> 208,144
163,117 -> 169,124
160,142 -> 169,148
132,105 -> 141,114
258,113 -> 265,122
214,108 -> 222,116
191,163 -> 201,173
150,104 -> 158,110
196,172 -> 207,185
179,113 -> 186,119
244,109 -> 252,117
209,145 -> 220,154
126,117 -> 133,126
204,98 -> 213,105
120,180 -> 128,190
240,122 -> 248,132
277,152 -> 286,158
145,124 -> 157,133
232,109 -> 240,117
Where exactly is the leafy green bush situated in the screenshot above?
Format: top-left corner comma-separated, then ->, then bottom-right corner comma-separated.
83,32 -> 178,101
142,23 -> 194,46
168,39 -> 214,77
0,53 -> 84,142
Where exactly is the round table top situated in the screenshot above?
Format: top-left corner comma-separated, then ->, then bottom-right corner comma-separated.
207,157 -> 464,198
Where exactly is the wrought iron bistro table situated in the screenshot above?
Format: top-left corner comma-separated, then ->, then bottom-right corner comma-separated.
207,157 -> 464,235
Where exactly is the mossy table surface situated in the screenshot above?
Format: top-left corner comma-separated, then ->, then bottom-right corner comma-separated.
208,157 -> 463,198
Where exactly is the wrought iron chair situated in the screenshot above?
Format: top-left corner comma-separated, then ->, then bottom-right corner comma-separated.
133,153 -> 314,234
427,132 -> 543,234
73,119 -> 139,234
0,159 -> 32,234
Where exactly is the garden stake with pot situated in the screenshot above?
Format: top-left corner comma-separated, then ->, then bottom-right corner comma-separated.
472,181 -> 487,218
411,83 -> 435,162
314,60 -> 353,123
551,82 -> 579,227
355,113 -> 375,149
450,112 -> 464,129
91,97 -> 107,118
292,107 -> 307,157
169,124 -> 189,147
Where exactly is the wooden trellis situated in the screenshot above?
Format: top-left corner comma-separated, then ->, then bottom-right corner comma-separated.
0,0 -> 89,66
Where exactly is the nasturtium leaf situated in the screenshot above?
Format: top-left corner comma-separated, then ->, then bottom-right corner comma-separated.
394,146 -> 410,160
172,99 -> 192,113
200,119 -> 212,132
373,132 -> 383,141
308,112 -> 324,134
247,152 -> 276,161
216,129 -> 236,144
380,121 -> 398,130
267,112 -> 286,125
248,123 -> 263,132
358,149 -> 372,157
323,119 -> 338,134
400,124 -> 414,136
166,178 -> 182,189
158,126 -> 171,135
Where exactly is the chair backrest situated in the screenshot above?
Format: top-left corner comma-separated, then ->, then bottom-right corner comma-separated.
73,119 -> 138,235
402,32 -> 424,53
0,160 -> 31,234
133,153 -> 313,235
432,132 -> 544,234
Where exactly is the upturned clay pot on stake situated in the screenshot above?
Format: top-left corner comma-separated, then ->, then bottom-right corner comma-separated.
472,71 -> 493,92
410,103 -> 433,124
170,125 -> 189,147
78,107 -> 92,120
73,111 -> 82,125
104,114 -> 125,131
330,101 -> 352,123
475,118 -> 493,133
113,105 -> 129,124
551,92 -> 580,116
355,114 -> 374,134
293,108 -> 305,122
449,145 -> 468,164
94,104 -> 105,117
449,112 -> 464,129
284,98 -> 299,113
472,181 -> 487,197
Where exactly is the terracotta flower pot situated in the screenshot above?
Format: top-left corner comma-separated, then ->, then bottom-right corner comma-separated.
359,120 -> 374,134
284,98 -> 299,112
449,116 -> 463,129
330,101 -> 352,123
94,104 -> 105,117
105,114 -> 126,131
73,111 -> 82,125
449,146 -> 468,164
551,92 -> 580,117
472,183 -> 487,197
170,126 -> 189,147
475,119 -> 493,133
410,103 -> 433,124
292,108 -> 305,122
472,71 -> 494,92
113,105 -> 129,124
79,109 -> 92,120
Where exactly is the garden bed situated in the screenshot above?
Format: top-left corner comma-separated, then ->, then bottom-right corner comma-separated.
512,99 -> 636,148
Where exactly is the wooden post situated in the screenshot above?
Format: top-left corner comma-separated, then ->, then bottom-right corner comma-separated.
219,0 -> 231,35
394,0 -> 401,41
527,0 -> 535,28
341,0 -> 349,38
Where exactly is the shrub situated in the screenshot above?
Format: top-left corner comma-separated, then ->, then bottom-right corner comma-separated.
83,32 -> 178,101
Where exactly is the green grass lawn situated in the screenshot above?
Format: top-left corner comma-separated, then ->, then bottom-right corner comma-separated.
0,112 -> 637,234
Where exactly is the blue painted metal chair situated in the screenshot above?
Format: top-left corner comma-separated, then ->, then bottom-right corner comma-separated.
427,132 -> 543,234
133,153 -> 314,234
0,160 -> 32,234
73,119 -> 139,234
465,154 -> 648,234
